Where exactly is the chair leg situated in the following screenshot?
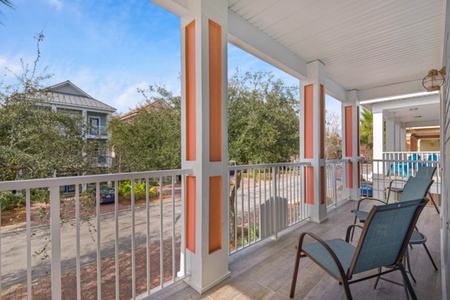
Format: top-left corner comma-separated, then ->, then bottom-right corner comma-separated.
290,245 -> 303,298
341,278 -> 353,300
373,267 -> 382,289
427,191 -> 440,214
399,263 -> 418,300
350,216 -> 357,241
423,243 -> 438,270
405,248 -> 416,283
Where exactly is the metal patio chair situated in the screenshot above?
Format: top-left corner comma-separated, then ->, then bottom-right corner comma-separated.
352,176 -> 437,282
290,199 -> 428,300
352,176 -> 432,224
386,166 -> 439,214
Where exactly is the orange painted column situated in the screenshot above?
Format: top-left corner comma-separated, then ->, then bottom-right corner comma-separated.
180,0 -> 230,293
300,60 -> 328,223
343,90 -> 361,199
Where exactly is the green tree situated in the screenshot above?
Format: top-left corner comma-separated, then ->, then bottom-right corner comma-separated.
228,70 -> 300,164
0,33 -> 101,181
325,110 -> 342,159
360,107 -> 373,159
108,85 -> 181,172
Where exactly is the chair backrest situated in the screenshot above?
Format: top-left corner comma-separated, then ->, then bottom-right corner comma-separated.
348,198 -> 428,277
415,166 -> 436,179
399,176 -> 433,202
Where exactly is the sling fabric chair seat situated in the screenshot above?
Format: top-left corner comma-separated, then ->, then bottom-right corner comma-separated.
290,199 -> 428,300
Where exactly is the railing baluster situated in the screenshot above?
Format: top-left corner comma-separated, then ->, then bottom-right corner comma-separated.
26,189 -> 31,300
146,177 -> 151,294
95,182 -> 101,299
159,176 -> 164,288
114,180 -> 120,300
50,185 -> 62,300
75,185 -> 81,300
131,180 -> 136,299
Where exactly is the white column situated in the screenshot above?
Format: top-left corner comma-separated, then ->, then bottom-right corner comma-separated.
343,90 -> 360,200
373,111 -> 384,177
299,60 -> 327,223
385,118 -> 395,152
180,0 -> 230,293
394,121 -> 401,150
400,125 -> 407,151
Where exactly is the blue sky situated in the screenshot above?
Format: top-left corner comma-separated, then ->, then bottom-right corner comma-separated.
0,0 -> 340,115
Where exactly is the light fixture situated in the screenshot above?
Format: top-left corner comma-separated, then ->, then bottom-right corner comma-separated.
422,67 -> 446,92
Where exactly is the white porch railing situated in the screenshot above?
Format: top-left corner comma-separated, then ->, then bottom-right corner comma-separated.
0,169 -> 191,299
0,156 -> 441,299
359,157 -> 441,205
228,162 -> 310,255
325,159 -> 350,208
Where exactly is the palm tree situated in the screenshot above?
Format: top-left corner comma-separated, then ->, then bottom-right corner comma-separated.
360,107 -> 373,159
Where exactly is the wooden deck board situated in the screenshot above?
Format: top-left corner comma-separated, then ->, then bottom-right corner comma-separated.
145,200 -> 441,299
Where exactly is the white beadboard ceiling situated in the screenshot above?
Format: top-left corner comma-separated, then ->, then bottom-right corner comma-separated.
228,0 -> 445,92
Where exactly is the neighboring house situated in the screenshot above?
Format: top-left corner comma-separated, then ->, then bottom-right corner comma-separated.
118,99 -> 170,121
41,80 -> 116,168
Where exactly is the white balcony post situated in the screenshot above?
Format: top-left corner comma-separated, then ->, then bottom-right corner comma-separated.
299,60 -> 327,223
342,90 -> 361,200
50,186 -> 61,299
385,118 -> 395,151
180,0 -> 230,293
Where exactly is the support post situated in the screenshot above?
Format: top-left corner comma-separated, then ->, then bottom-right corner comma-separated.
180,0 -> 230,293
299,60 -> 327,223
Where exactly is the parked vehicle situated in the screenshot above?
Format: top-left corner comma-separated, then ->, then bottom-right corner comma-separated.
98,187 -> 115,204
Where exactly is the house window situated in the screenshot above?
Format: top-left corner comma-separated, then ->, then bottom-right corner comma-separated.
89,117 -> 100,135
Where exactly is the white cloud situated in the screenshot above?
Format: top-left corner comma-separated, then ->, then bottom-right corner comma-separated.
112,81 -> 149,115
47,0 -> 63,10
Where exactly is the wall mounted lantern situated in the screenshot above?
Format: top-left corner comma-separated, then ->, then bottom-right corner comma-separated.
422,67 -> 446,92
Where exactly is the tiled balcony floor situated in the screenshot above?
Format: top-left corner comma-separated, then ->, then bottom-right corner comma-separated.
146,200 -> 441,300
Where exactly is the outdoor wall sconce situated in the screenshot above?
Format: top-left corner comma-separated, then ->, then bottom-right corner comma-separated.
422,67 -> 446,92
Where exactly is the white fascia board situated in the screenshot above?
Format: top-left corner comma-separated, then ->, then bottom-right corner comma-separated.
404,120 -> 440,128
227,11 -> 308,80
371,94 -> 440,112
358,80 -> 424,101
150,0 -> 188,16
325,76 -> 348,102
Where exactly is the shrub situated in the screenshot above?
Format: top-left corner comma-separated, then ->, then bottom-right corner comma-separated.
31,189 -> 50,203
0,191 -> 25,211
118,181 -> 158,200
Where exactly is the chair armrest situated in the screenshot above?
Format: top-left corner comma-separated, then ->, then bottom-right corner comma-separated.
354,197 -> 386,210
345,225 -> 364,242
297,232 -> 348,280
388,179 -> 407,189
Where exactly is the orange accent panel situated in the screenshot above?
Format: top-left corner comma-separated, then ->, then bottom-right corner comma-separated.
186,176 -> 196,253
345,106 -> 353,157
320,166 -> 325,204
304,166 -> 314,204
347,162 -> 353,189
209,20 -> 222,162
357,106 -> 360,156
209,176 -> 222,253
185,21 -> 196,161
320,85 -> 325,159
304,85 -> 314,158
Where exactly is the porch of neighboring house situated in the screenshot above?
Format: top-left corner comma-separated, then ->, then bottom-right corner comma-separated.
146,200 -> 441,300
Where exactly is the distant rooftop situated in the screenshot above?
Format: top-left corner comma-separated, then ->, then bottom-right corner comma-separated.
42,80 -> 116,113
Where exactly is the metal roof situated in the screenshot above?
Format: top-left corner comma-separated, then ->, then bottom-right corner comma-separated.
44,81 -> 116,113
